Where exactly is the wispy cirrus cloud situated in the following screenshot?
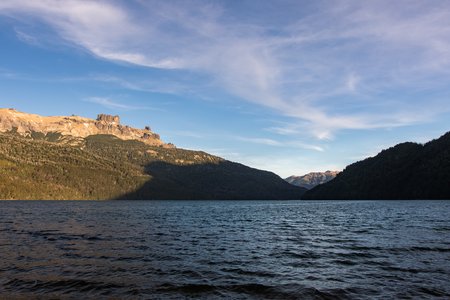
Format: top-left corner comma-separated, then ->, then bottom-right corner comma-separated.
236,136 -> 282,147
1,0 -> 450,140
14,29 -> 40,46
236,136 -> 324,152
84,97 -> 158,111
90,74 -> 198,97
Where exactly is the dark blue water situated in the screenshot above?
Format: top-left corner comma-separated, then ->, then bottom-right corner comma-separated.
0,200 -> 449,299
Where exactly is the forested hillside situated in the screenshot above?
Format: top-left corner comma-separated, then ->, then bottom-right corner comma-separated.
303,131 -> 450,200
0,133 -> 305,200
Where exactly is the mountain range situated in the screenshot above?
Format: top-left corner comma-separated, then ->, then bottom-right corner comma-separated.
303,131 -> 450,200
0,109 -> 305,200
285,171 -> 339,189
2,108 -> 449,200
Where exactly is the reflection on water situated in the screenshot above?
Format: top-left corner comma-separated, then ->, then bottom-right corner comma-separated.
1,200 -> 450,299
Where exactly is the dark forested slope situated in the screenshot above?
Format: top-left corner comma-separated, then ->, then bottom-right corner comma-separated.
0,133 -> 305,200
303,131 -> 450,200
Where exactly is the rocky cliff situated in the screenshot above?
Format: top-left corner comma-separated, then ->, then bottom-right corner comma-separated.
285,171 -> 339,189
0,108 -> 171,147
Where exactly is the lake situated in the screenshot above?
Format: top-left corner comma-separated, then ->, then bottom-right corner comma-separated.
1,200 -> 449,299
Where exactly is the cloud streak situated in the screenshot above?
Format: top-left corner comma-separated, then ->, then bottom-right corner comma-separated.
1,0 -> 450,139
85,97 -> 145,111
237,136 -> 324,152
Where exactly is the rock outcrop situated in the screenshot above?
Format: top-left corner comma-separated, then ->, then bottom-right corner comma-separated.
97,114 -> 120,124
0,108 -> 172,147
285,170 -> 340,189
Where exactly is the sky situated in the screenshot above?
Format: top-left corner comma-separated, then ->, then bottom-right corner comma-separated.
1,0 -> 450,178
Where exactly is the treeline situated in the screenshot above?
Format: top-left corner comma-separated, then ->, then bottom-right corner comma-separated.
0,133 -> 305,200
0,133 -> 146,200
303,131 -> 450,200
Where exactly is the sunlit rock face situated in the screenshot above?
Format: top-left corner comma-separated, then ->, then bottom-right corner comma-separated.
0,108 -> 173,148
285,171 -> 340,189
96,114 -> 120,124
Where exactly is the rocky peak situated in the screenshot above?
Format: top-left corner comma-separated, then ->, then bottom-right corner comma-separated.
0,108 -> 173,148
285,170 -> 340,189
97,114 -> 120,124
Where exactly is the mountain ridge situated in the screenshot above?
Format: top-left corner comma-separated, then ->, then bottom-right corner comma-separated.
0,108 -> 305,200
302,131 -> 450,200
285,171 -> 340,189
0,108 -> 172,148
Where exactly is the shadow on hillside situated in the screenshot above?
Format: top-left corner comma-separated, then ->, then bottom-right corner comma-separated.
115,160 -> 305,200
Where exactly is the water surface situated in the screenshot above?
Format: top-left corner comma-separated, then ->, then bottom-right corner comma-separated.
1,200 -> 449,299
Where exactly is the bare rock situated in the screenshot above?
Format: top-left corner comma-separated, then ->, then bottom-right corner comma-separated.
285,170 -> 340,189
0,108 -> 170,147
97,114 -> 120,124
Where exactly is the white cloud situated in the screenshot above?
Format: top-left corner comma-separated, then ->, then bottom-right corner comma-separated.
345,73 -> 359,93
85,97 -> 139,110
288,142 -> 324,153
236,136 -> 282,146
90,74 -> 195,96
237,136 -> 324,152
1,0 -> 450,139
14,29 -> 40,45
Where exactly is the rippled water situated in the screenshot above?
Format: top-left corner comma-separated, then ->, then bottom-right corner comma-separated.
0,200 -> 449,299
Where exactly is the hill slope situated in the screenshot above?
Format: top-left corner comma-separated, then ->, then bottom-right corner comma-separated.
285,171 -> 339,189
0,132 -> 305,200
302,131 -> 450,200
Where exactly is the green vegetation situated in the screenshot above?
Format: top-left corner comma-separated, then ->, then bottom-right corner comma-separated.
303,131 -> 450,199
0,133 -> 147,200
29,131 -> 63,142
84,134 -> 223,167
0,133 -> 305,200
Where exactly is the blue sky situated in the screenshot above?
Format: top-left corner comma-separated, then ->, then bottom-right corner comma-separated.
1,0 -> 450,177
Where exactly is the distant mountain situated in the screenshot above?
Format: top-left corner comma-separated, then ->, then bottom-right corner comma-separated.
303,131 -> 450,200
0,109 -> 305,200
285,171 -> 339,189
